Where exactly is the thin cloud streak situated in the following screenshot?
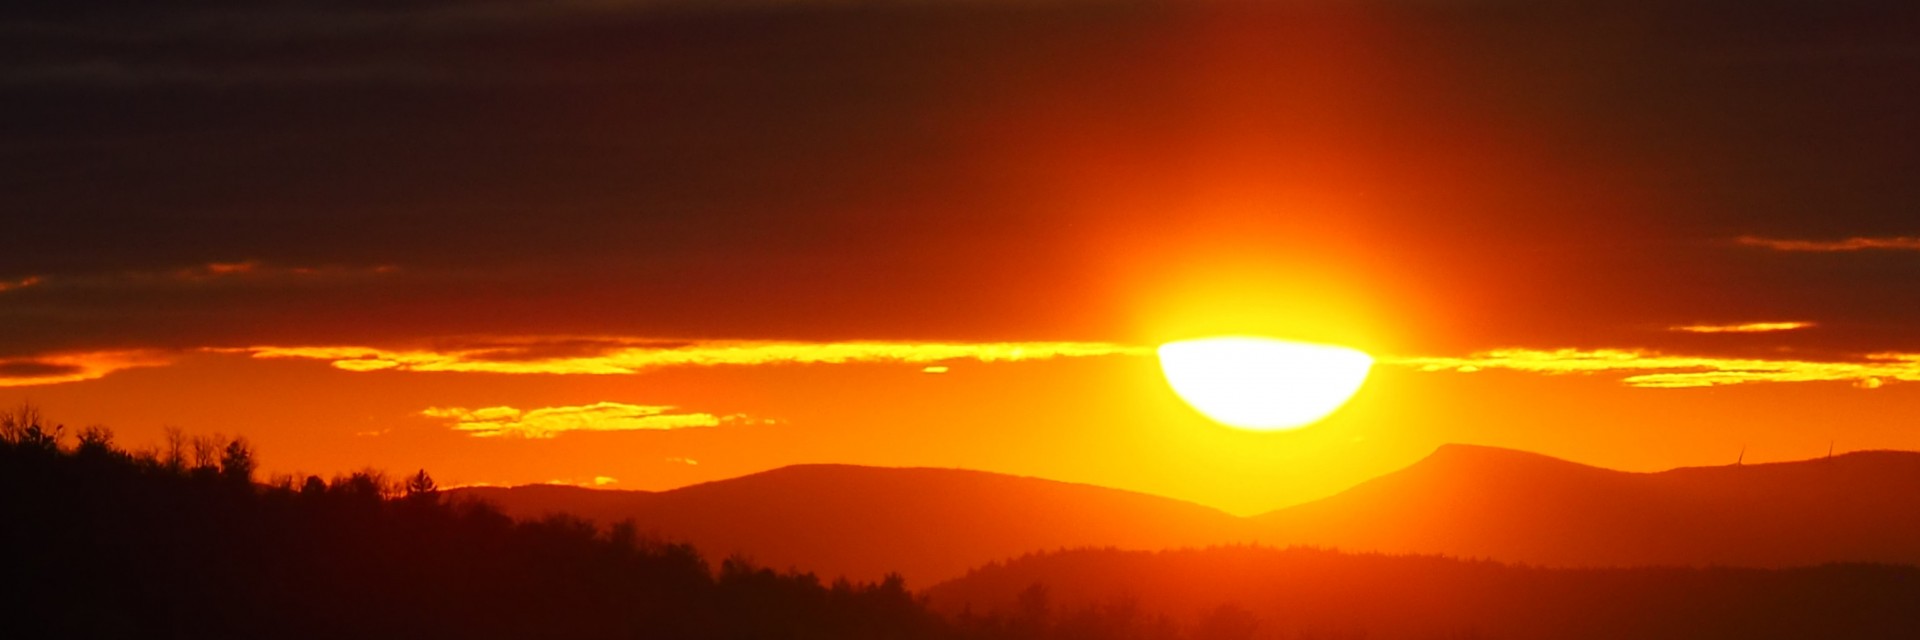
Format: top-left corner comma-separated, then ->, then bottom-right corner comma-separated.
158,261 -> 399,283
421,402 -> 725,439
248,339 -> 1150,375
442,475 -> 622,489
1670,321 -> 1815,334
1393,348 -> 1920,389
248,337 -> 1920,389
0,276 -> 43,293
1736,235 -> 1920,252
0,350 -> 175,387
4,261 -> 399,291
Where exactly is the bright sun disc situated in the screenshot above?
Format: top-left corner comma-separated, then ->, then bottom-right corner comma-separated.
1157,337 -> 1373,431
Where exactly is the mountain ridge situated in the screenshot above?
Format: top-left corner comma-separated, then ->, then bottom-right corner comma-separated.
1254,444 -> 1920,567
456,461 -> 1247,585
452,445 -> 1920,583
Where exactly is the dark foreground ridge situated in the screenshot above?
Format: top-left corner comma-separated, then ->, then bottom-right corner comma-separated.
929,546 -> 1920,640
7,414 -> 1920,639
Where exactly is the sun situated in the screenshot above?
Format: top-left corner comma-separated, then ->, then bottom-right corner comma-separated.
1157,336 -> 1374,431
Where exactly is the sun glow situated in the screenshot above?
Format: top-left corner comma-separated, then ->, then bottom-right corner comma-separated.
1157,337 -> 1374,431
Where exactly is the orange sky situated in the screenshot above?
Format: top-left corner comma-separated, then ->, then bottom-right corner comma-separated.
2,2 -> 1917,514
6,337 -> 1919,515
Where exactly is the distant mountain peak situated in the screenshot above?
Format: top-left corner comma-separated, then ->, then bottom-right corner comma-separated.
745,462 -> 1002,478
1428,442 -> 1559,458
455,462 -> 1246,584
1410,443 -> 1607,475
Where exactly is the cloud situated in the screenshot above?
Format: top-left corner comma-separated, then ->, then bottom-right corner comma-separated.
5,2 -> 1914,366
5,1 -> 1117,90
1392,348 -> 1920,389
5,261 -> 399,292
421,401 -> 726,438
247,338 -> 1148,375
1669,321 -> 1814,334
192,261 -> 256,276
2,1 -> 721,49
556,476 -> 622,486
0,361 -> 82,378
0,350 -> 174,387
0,276 -> 42,293
442,475 -> 621,489
1736,235 -> 1920,252
241,337 -> 1920,390
157,261 -> 398,284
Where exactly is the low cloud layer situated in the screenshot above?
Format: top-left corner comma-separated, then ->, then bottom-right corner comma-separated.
421,402 -> 726,438
0,261 -> 399,293
1394,348 -> 1920,389
248,338 -> 1149,374
0,276 -> 41,293
1669,321 -> 1814,334
1736,236 -> 1920,252
0,350 -> 174,387
12,337 -> 1917,393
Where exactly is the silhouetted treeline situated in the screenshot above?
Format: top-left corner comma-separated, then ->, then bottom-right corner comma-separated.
0,409 -> 937,640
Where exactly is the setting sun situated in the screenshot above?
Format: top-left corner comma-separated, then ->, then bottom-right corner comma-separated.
1157,337 -> 1374,431
4,3 -> 1916,638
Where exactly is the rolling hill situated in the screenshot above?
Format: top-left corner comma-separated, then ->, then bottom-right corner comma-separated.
453,446 -> 1920,585
921,546 -> 1920,640
453,464 -> 1246,585
1252,444 -> 1920,567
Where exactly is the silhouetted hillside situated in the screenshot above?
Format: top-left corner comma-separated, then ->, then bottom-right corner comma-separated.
927,546 -> 1920,640
456,464 -> 1246,585
1254,444 -> 1920,567
457,445 -> 1920,582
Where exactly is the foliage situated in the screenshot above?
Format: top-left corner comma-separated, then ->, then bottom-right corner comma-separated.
0,411 -> 940,640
